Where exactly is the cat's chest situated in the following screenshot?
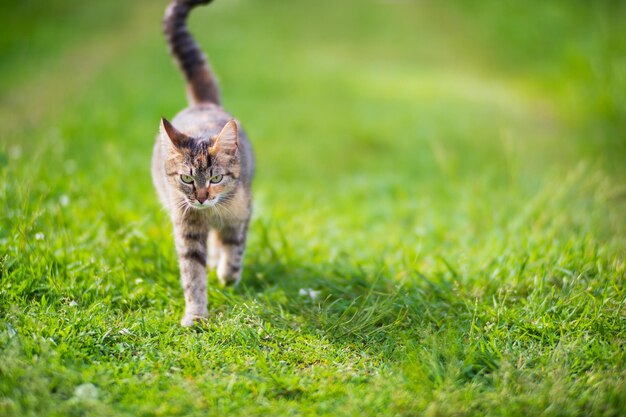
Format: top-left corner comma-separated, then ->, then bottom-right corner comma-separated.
204,187 -> 251,224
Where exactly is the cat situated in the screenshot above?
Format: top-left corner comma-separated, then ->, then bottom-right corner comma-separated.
152,0 -> 254,327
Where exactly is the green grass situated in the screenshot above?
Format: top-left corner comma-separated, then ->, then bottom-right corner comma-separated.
1,0 -> 625,415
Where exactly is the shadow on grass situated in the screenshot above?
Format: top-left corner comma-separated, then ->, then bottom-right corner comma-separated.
198,254 -> 507,387
212,250 -> 466,345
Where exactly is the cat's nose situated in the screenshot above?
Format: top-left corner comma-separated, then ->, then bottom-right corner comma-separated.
196,193 -> 208,203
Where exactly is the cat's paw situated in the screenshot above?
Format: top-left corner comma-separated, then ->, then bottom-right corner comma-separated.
180,309 -> 208,327
217,264 -> 241,287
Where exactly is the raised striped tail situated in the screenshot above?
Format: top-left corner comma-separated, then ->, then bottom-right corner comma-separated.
164,0 -> 220,105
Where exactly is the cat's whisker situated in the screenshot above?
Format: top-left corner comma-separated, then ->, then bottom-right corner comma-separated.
215,201 -> 234,219
172,197 -> 189,214
182,200 -> 193,218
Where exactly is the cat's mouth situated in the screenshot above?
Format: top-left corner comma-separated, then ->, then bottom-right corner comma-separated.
190,199 -> 217,210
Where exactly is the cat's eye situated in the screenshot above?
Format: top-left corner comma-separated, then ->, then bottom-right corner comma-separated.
180,174 -> 194,184
210,174 -> 223,184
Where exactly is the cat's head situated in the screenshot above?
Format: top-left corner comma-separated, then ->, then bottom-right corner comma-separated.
161,117 -> 240,210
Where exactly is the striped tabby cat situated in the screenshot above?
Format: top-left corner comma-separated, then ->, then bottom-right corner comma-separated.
152,0 -> 254,326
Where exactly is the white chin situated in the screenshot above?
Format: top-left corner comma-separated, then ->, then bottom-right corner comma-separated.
191,200 -> 216,209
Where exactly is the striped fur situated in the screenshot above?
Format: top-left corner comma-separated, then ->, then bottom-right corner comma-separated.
153,0 -> 254,327
164,0 -> 220,105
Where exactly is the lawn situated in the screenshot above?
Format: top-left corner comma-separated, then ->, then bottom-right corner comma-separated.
1,0 -> 625,416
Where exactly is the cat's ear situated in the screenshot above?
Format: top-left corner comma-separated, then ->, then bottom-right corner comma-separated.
160,117 -> 189,148
211,120 -> 238,155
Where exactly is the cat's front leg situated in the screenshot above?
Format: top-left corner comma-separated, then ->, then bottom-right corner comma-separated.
216,219 -> 250,286
173,213 -> 210,326
207,228 -> 222,271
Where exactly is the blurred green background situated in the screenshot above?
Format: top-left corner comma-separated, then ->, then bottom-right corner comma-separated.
1,0 -> 625,416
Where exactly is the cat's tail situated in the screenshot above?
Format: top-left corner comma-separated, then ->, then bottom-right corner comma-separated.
164,0 -> 220,105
